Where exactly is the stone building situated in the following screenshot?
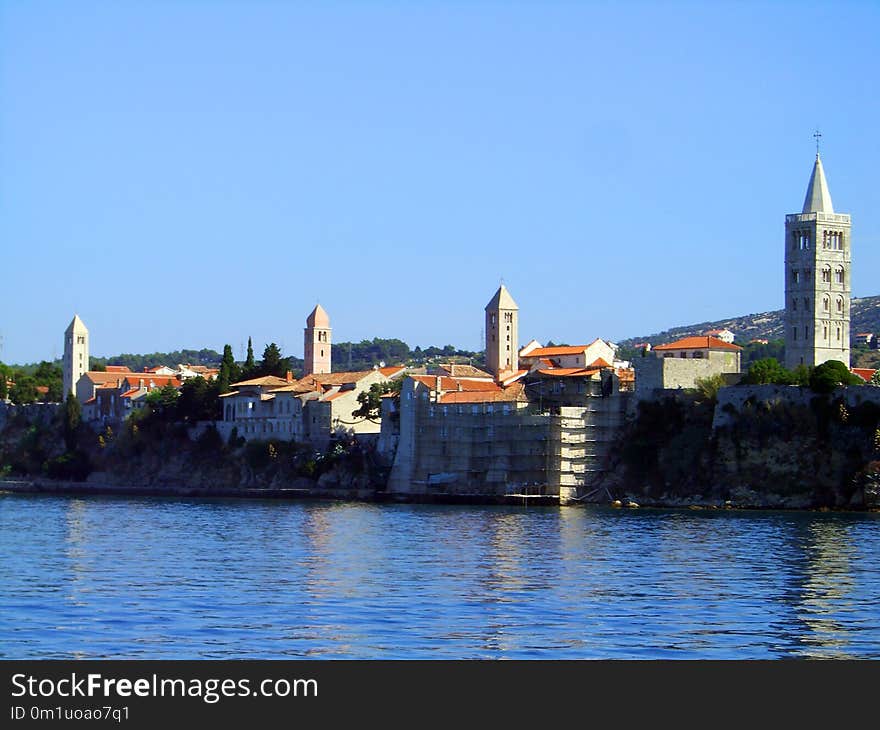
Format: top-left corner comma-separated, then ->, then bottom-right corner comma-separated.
785,151 -> 852,369
485,284 -> 519,377
62,314 -> 89,399
304,304 -> 332,376
634,335 -> 742,397
386,284 -> 631,501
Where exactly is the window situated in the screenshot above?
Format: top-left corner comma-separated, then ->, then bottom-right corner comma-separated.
793,328 -> 798,341
804,297 -> 810,311
793,299 -> 798,311
823,296 -> 829,312
804,326 -> 809,340
679,352 -> 687,358
822,267 -> 831,283
836,298 -> 844,313
692,351 -> 704,358
835,267 -> 844,284
836,327 -> 841,341
823,326 -> 828,340
792,269 -> 800,284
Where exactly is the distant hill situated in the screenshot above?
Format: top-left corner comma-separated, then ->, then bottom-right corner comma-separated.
618,295 -> 880,347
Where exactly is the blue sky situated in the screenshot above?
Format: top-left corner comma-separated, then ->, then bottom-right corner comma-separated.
2,0 -> 878,364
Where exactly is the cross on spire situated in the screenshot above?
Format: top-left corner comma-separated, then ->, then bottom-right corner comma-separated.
813,129 -> 822,155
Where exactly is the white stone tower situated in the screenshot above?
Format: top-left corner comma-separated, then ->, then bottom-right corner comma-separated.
485,284 -> 519,378
62,314 -> 89,399
304,304 -> 331,375
784,151 -> 851,369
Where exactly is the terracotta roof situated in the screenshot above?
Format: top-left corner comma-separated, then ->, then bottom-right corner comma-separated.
105,365 -> 131,373
230,376 -> 290,388
535,368 -> 601,378
297,371 -> 375,388
378,366 -> 406,377
269,383 -> 315,394
410,375 -> 501,392
323,390 -> 351,401
852,368 -> 876,382
434,363 -> 494,379
120,388 -> 141,399
439,382 -> 526,404
523,345 -> 590,357
122,375 -> 181,388
653,336 -> 742,352
616,368 -> 635,382
83,397 -> 96,404
588,357 -> 611,368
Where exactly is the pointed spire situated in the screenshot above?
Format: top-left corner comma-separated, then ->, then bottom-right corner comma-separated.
802,153 -> 834,214
485,284 -> 518,311
65,314 -> 88,334
306,303 -> 330,328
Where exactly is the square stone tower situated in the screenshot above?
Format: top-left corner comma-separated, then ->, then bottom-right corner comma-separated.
784,153 -> 851,369
485,284 -> 518,377
63,314 -> 89,399
304,304 -> 331,375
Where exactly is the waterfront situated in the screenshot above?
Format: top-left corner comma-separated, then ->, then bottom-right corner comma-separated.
1,494 -> 878,659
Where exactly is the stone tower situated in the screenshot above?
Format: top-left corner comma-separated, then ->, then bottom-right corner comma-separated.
784,153 -> 851,369
485,284 -> 519,378
63,314 -> 89,399
304,304 -> 331,375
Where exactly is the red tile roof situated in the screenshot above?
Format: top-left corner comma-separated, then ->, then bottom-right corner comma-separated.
535,368 -> 601,378
438,382 -> 526,404
378,366 -> 406,377
588,357 -> 611,368
410,375 -> 500,392
105,365 -> 131,373
852,368 -> 876,382
653,336 -> 742,352
523,345 -> 590,357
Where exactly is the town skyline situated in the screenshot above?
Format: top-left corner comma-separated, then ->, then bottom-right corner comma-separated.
2,1 -> 878,364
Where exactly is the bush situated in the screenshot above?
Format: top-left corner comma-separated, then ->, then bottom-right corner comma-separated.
809,360 -> 863,393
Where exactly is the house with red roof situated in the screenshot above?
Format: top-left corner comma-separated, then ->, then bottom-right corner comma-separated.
634,336 -> 743,395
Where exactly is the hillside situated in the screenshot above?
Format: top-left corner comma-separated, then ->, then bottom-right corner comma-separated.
618,295 -> 880,347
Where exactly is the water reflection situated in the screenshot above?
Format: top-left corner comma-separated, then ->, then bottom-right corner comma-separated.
1,495 -> 878,659
791,520 -> 858,658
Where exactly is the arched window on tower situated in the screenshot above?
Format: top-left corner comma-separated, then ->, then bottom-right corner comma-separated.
792,269 -> 800,284
823,296 -> 830,312
822,266 -> 831,283
835,267 -> 845,284
836,297 -> 844,313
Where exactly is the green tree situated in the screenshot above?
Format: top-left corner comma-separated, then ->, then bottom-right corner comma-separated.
352,379 -> 403,421
9,375 -> 38,404
740,358 -> 794,385
809,360 -> 863,393
177,377 -> 220,421
240,337 -> 256,380
145,384 -> 180,418
259,342 -> 287,378
0,365 -> 8,400
217,344 -> 240,394
62,393 -> 82,450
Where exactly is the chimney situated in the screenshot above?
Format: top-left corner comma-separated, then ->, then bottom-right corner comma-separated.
286,370 -> 293,383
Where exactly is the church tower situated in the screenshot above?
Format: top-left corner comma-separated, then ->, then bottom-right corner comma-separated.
485,284 -> 519,378
304,304 -> 331,375
63,314 -> 89,399
784,150 -> 851,369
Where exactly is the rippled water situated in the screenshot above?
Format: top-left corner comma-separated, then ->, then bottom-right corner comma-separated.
1,494 -> 879,659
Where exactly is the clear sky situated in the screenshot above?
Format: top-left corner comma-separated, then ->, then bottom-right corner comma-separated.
2,0 -> 878,364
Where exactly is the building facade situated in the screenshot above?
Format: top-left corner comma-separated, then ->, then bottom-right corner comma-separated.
784,152 -> 852,369
62,315 -> 89,399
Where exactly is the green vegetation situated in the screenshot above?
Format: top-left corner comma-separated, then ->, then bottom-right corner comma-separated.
217,344 -> 240,394
694,374 -> 726,401
809,360 -> 864,393
352,378 -> 404,421
89,348 -> 222,372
